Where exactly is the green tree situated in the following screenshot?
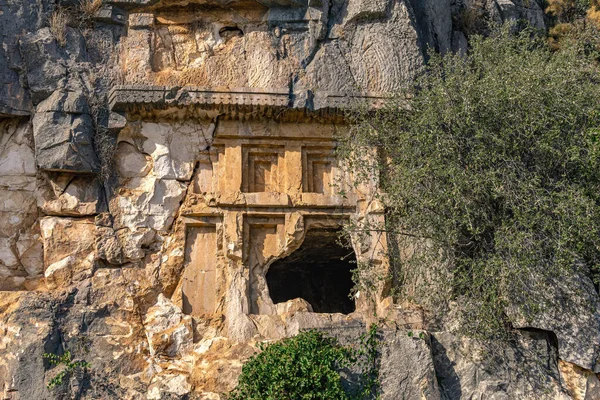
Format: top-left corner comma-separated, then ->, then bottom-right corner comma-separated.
340,24 -> 600,340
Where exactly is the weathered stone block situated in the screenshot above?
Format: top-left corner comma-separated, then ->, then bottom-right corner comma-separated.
324,327 -> 440,400
493,0 -> 545,30
0,10 -> 32,116
144,294 -> 193,357
32,91 -> 100,173
40,216 -> 96,289
42,176 -> 105,216
18,28 -> 87,104
431,330 -> 564,398
36,89 -> 90,114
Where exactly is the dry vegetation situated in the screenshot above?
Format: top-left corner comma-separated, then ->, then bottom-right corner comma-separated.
545,0 -> 600,24
48,0 -> 103,47
79,0 -> 103,20
49,8 -> 69,47
546,0 -> 600,49
587,1 -> 600,24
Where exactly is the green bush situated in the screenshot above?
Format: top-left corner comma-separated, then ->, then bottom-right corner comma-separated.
229,326 -> 379,400
340,24 -> 600,340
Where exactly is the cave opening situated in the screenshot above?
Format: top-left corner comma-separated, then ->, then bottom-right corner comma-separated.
266,228 -> 357,314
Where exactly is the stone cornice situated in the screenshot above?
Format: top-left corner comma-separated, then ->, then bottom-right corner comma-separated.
109,85 -> 389,121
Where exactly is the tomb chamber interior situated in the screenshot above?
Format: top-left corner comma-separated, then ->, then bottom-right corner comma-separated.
266,228 -> 357,314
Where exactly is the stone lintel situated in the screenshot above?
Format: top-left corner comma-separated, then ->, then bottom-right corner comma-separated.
109,85 -> 389,120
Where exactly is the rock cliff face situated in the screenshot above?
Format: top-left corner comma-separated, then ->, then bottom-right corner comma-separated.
1,0 -> 599,399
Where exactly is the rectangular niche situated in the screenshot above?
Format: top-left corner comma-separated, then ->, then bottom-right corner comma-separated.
182,222 -> 219,316
244,216 -> 285,315
302,147 -> 336,195
193,147 -> 223,194
242,146 -> 284,193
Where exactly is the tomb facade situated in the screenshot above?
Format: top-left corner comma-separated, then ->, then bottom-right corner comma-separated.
110,86 -> 391,343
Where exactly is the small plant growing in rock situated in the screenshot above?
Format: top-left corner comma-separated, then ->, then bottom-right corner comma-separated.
49,8 -> 69,47
353,323 -> 381,400
43,350 -> 90,390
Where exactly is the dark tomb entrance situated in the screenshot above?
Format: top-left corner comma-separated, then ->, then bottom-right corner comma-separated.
266,228 -> 356,314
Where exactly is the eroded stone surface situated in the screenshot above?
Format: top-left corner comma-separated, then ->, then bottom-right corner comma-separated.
431,330 -> 566,399
2,1 -> 597,399
0,119 -> 43,290
40,217 -> 96,289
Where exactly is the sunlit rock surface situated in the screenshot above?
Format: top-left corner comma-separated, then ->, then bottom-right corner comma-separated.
2,0 -> 598,399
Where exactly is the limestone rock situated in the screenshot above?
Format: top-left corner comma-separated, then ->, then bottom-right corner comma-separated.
0,272 -> 158,399
431,330 -> 564,399
491,0 -> 546,30
16,232 -> 44,277
0,120 -> 38,236
0,119 -> 43,289
0,293 -> 61,400
378,331 -> 441,400
112,177 -> 186,232
45,254 -> 76,290
275,298 -> 314,314
0,0 -> 41,116
115,141 -> 153,178
144,294 -> 193,358
345,0 -> 391,23
42,175 -> 105,216
508,270 -> 600,372
18,28 -> 69,104
95,213 -> 124,265
33,90 -> 100,173
326,326 -> 441,400
559,360 -> 600,400
147,374 -> 192,399
120,121 -> 214,181
408,0 -> 454,54
0,0 -> 591,399
40,217 -> 97,289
